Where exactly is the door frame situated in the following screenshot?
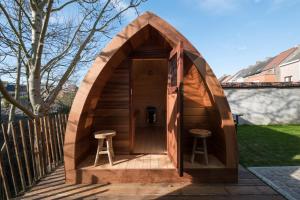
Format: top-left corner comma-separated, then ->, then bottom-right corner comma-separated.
166,41 -> 184,176
129,58 -> 169,154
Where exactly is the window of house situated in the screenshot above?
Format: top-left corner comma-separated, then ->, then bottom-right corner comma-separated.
284,76 -> 292,82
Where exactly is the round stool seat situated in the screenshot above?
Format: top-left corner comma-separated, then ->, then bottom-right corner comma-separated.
94,130 -> 116,139
189,129 -> 211,138
93,130 -> 116,166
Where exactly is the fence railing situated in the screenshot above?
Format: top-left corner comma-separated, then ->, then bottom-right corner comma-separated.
0,113 -> 68,199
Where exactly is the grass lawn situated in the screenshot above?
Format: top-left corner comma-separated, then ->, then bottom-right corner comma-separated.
238,125 -> 300,167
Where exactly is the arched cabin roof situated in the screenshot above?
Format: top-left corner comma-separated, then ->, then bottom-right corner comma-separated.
64,12 -> 237,171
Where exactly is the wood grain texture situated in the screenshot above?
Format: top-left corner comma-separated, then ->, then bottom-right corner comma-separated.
133,127 -> 166,154
132,59 -> 168,127
92,61 -> 130,153
22,165 -> 285,200
64,12 -> 238,183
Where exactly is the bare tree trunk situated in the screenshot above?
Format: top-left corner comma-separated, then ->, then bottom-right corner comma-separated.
28,5 -> 43,115
6,48 -> 21,134
8,52 -> 21,122
28,69 -> 42,115
8,0 -> 23,123
28,0 -> 52,116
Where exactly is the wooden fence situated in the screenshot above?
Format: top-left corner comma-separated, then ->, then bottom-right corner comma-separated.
0,113 -> 68,199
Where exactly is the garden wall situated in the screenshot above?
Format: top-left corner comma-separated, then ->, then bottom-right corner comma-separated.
222,82 -> 300,125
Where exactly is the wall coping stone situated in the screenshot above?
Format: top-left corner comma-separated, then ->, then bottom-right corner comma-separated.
222,82 -> 300,88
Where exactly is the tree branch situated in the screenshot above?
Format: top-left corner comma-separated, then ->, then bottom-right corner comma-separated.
0,2 -> 30,59
42,13 -> 88,73
13,0 -> 34,27
44,0 -> 144,108
43,0 -> 112,108
52,0 -> 78,12
0,80 -> 35,119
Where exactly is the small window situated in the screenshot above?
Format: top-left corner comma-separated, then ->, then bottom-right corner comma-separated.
284,76 -> 292,82
168,54 -> 177,87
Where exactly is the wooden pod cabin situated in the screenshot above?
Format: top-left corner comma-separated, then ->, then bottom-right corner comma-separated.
64,12 -> 238,184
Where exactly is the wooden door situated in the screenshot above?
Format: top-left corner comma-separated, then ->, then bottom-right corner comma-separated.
167,41 -> 184,176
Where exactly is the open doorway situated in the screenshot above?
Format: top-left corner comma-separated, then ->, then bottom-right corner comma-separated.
131,59 -> 168,154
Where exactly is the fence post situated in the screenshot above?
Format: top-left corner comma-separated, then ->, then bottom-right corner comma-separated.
19,120 -> 33,186
58,114 -> 64,144
11,123 -> 26,191
54,115 -> 63,161
46,116 -> 56,170
33,118 -> 43,178
50,116 -> 59,166
0,113 -> 67,198
42,117 -> 52,172
39,117 -> 48,174
1,124 -> 18,194
0,151 -> 11,200
27,120 -> 37,182
57,114 -> 64,146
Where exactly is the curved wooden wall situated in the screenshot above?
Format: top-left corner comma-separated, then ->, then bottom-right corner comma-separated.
92,60 -> 130,153
64,12 -> 238,174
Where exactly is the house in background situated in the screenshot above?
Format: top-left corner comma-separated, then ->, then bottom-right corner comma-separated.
243,57 -> 274,82
0,82 -> 28,103
221,45 -> 300,83
218,74 -> 232,83
279,46 -> 300,82
224,57 -> 273,83
225,68 -> 248,83
6,83 -> 28,97
257,47 -> 297,82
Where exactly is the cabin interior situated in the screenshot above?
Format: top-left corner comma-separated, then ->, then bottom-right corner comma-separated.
77,25 -> 229,175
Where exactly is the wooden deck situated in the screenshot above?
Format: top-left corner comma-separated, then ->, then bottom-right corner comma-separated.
67,154 -> 228,184
79,154 -> 224,170
21,165 -> 284,200
80,154 -> 174,169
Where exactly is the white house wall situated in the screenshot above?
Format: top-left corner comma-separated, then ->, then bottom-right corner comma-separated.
224,87 -> 300,125
280,61 -> 300,82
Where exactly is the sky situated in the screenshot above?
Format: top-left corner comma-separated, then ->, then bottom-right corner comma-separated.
2,0 -> 300,82
121,0 -> 300,78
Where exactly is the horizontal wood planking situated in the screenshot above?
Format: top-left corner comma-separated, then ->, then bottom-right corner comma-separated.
184,107 -> 208,116
132,59 -> 168,128
183,62 -> 215,153
93,117 -> 129,125
183,65 -> 212,119
93,61 -> 130,152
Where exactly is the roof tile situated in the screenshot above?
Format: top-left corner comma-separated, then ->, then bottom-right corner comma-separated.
263,47 -> 297,70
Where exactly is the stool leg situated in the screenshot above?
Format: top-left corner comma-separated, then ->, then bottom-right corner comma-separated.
203,138 -> 208,165
94,139 -> 104,166
191,137 -> 197,163
109,137 -> 114,158
106,139 -> 113,166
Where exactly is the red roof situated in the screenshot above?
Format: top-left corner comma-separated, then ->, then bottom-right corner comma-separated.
263,47 -> 297,71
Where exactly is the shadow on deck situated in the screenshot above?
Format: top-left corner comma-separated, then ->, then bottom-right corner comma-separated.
20,165 -> 285,200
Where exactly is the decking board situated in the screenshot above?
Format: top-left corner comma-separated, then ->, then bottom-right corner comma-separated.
21,165 -> 284,200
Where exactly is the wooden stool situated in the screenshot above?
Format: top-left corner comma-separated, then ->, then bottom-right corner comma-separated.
94,130 -> 116,166
189,129 -> 211,165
